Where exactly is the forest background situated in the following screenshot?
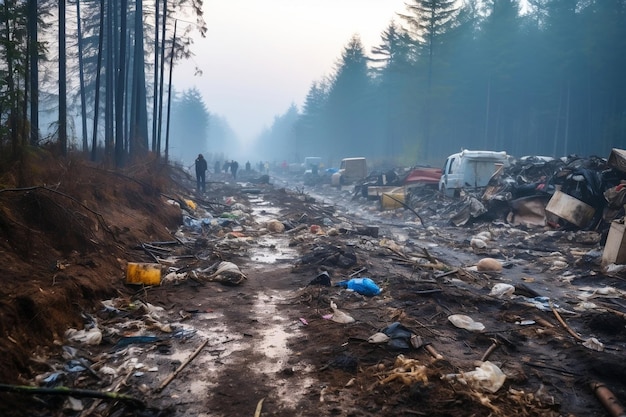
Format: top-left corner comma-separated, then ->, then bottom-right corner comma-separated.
0,0 -> 624,169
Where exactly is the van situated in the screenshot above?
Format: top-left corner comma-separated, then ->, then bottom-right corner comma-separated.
331,157 -> 367,186
439,150 -> 510,196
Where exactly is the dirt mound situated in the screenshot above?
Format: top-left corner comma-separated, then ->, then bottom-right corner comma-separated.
0,150 -> 183,385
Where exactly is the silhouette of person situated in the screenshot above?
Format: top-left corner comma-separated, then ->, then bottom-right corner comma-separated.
195,154 -> 208,192
245,161 -> 251,172
231,160 -> 239,180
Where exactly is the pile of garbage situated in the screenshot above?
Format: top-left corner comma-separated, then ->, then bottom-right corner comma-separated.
446,150 -> 626,231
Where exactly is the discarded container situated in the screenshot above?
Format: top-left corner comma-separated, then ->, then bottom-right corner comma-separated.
608,148 -> 626,173
126,262 -> 161,285
380,190 -> 405,210
602,220 -> 626,266
336,277 -> 381,296
545,190 -> 595,227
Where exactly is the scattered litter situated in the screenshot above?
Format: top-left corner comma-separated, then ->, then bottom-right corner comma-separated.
489,283 -> 515,298
448,314 -> 485,332
329,301 -> 355,324
265,219 -> 285,233
197,261 -> 247,286
444,361 -> 506,393
367,332 -> 390,344
582,337 -> 604,352
65,327 -> 103,346
335,277 -> 381,296
308,271 -> 331,286
476,258 -> 503,272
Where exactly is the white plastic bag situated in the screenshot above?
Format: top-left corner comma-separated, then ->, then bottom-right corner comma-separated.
448,314 -> 485,332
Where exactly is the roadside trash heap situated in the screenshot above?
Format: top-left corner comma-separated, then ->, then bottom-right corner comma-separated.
433,149 -> 626,270
478,150 -> 626,231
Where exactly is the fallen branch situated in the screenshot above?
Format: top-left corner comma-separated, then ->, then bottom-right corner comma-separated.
590,381 -> 626,417
421,247 -> 435,263
254,397 -> 265,417
349,267 -> 367,278
0,383 -> 144,408
381,193 -> 425,226
424,344 -> 444,361
285,224 -> 307,234
80,361 -> 136,417
155,339 -> 209,393
550,303 -> 584,342
434,269 -> 459,279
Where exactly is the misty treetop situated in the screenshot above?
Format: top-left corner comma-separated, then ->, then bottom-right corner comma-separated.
253,0 -> 626,167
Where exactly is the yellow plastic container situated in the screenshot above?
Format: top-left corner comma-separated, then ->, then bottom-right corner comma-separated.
126,262 -> 162,285
380,192 -> 405,210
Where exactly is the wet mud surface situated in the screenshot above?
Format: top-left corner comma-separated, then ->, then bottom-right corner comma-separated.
0,159 -> 625,416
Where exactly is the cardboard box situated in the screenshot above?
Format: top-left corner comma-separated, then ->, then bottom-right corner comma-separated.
602,221 -> 626,266
545,190 -> 595,227
608,148 -> 626,173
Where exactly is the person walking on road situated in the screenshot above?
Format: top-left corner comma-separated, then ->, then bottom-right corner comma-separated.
195,154 -> 208,192
230,160 -> 239,180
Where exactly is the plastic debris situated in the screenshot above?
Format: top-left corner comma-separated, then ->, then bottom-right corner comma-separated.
367,332 -> 390,344
489,283 -> 515,298
335,277 -> 381,296
329,301 -> 355,324
444,361 -> 506,393
448,314 -> 485,332
583,337 -> 604,352
65,327 -> 103,345
308,271 -> 331,286
380,322 -> 423,350
470,238 -> 488,249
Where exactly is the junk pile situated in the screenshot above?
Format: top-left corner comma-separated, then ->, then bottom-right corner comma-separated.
472,150 -> 626,231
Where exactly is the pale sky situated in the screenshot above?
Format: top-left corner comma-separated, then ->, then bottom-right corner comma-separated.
173,0 -> 408,145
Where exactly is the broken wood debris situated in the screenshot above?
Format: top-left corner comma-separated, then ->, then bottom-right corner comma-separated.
0,383 -> 145,408
155,338 -> 209,393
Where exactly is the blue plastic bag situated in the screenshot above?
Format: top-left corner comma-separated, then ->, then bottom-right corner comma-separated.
336,278 -> 381,296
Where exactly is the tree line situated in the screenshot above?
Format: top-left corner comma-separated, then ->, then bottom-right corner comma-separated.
0,0 -> 206,167
254,0 -> 626,167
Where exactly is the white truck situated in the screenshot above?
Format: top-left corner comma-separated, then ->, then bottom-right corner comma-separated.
439,150 -> 510,197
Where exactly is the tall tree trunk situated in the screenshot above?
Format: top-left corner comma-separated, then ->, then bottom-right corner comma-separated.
104,0 -> 114,161
563,79 -> 570,156
5,4 -> 18,156
115,0 -> 128,167
151,0 -> 160,152
27,0 -> 38,146
164,20 -> 177,163
76,0 -> 88,152
59,0 -> 67,156
156,0 -> 167,155
91,0 -> 105,162
129,0 -> 149,159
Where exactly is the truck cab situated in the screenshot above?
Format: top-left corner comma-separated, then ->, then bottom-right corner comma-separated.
331,157 -> 367,186
439,150 -> 510,197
